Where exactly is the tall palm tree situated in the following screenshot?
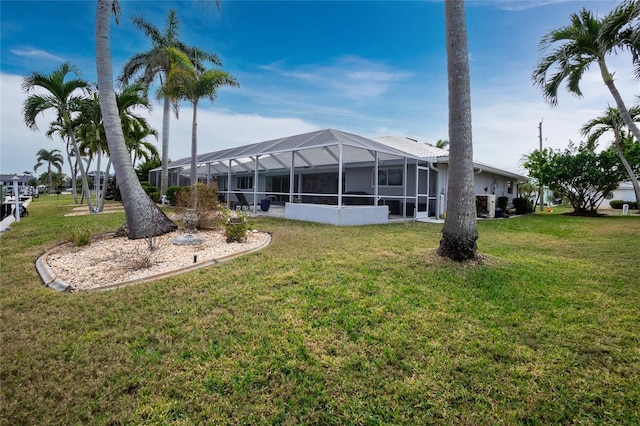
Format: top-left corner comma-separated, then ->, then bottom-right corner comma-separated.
33,149 -> 64,193
96,0 -> 177,238
119,8 -> 221,198
22,63 -> 95,212
532,4 -> 640,144
437,0 -> 478,261
163,46 -> 239,209
45,118 -> 80,203
581,105 -> 640,211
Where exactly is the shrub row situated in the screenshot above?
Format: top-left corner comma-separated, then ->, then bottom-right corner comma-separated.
609,200 -> 638,209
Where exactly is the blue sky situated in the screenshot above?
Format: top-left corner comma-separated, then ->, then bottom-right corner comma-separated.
1,0 -> 637,177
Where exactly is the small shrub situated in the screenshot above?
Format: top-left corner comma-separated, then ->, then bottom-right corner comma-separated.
609,200 -> 638,210
512,197 -> 534,215
113,186 -> 122,202
123,247 -> 154,271
175,183 -> 223,230
497,196 -> 509,211
149,190 -> 161,204
69,227 -> 91,246
224,210 -> 248,243
142,184 -> 160,196
165,186 -> 182,206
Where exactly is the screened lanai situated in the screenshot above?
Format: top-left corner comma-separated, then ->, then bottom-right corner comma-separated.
150,129 -> 443,225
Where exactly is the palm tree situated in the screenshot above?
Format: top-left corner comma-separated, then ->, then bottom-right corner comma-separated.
126,123 -> 159,168
119,8 -> 222,198
599,0 -> 640,79
437,0 -> 478,262
581,105 -> 640,211
22,63 -> 95,212
163,46 -> 239,209
532,4 -> 640,145
96,0 -> 177,238
75,91 -> 106,208
435,139 -> 449,149
74,82 -> 158,211
33,149 -> 64,193
45,118 -> 80,203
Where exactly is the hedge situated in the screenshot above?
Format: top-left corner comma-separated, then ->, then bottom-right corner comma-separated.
609,200 -> 638,210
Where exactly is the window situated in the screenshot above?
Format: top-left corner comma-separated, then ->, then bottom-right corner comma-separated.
236,176 -> 253,190
376,168 -> 403,186
507,180 -> 513,194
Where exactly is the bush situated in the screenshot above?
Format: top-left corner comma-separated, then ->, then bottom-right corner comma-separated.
224,210 -> 248,243
609,200 -> 638,209
113,186 -> 122,202
165,186 -> 182,206
175,183 -> 223,230
149,190 -> 161,204
497,196 -> 509,211
69,226 -> 91,246
512,197 -> 534,215
141,183 -> 160,196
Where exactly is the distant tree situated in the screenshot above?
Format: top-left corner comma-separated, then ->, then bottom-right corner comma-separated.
135,158 -> 162,183
581,105 -> 640,212
437,0 -> 478,261
435,139 -> 449,149
37,171 -> 66,191
126,122 -> 159,168
532,3 -> 640,145
523,143 -> 627,215
33,148 -> 64,193
162,46 -> 239,209
45,117 -> 80,203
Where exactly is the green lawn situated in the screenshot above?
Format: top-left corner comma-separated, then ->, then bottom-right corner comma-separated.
1,195 -> 639,425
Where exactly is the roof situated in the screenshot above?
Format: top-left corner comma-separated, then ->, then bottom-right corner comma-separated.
158,128 -> 528,181
162,129 -> 421,173
373,135 -> 449,158
0,174 -> 31,184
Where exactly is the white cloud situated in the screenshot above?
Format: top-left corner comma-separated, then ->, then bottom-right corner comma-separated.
260,55 -> 414,100
10,48 -> 64,62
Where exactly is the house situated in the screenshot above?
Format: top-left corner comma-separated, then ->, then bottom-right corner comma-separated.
600,181 -> 637,209
149,129 -> 529,225
1,174 -> 31,197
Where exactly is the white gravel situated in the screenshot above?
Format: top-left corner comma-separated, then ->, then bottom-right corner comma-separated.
45,230 -> 270,291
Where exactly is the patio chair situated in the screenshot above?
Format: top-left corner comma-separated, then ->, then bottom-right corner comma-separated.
234,192 -> 250,210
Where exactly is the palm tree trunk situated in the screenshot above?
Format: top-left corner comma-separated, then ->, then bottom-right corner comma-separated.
438,0 -> 478,261
615,139 -> 640,213
96,0 -> 177,239
65,142 -> 79,203
67,123 -> 95,212
190,101 -> 198,209
97,158 -> 112,212
47,164 -> 53,193
161,95 -> 171,197
599,59 -> 640,143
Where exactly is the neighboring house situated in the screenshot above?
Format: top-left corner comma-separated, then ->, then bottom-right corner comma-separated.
600,181 -> 636,209
0,174 -> 31,196
150,129 -> 529,225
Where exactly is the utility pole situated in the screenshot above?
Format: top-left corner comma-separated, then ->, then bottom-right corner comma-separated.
538,119 -> 544,212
